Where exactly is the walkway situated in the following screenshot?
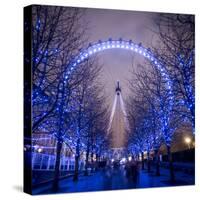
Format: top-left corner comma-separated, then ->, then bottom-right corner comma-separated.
33,164 -> 194,195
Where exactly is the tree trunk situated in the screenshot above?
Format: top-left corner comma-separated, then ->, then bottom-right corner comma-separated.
96,153 -> 99,162
95,153 -> 99,171
167,145 -> 175,182
141,152 -> 144,170
52,141 -> 62,191
73,138 -> 80,181
154,149 -> 160,176
91,151 -> 94,172
147,151 -> 151,172
84,141 -> 90,176
90,134 -> 94,172
52,83 -> 65,190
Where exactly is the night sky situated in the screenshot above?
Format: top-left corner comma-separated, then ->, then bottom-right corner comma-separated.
83,8 -> 159,106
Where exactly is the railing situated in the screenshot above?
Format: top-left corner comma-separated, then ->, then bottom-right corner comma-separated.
32,152 -> 85,171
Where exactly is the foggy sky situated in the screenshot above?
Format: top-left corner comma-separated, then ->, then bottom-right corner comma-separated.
83,8 -> 159,107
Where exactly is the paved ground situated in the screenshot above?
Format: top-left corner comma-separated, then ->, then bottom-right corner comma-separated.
33,165 -> 194,195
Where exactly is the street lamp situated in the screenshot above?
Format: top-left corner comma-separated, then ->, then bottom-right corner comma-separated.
184,137 -> 192,149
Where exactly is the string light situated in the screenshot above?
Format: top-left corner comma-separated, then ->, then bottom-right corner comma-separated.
32,38 -> 182,170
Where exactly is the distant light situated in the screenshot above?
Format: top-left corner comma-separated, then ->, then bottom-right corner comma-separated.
121,157 -> 126,162
128,156 -> 132,161
38,148 -> 42,153
111,158 -> 114,162
185,137 -> 191,144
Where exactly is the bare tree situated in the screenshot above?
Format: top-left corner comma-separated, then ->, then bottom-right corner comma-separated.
32,5 -> 87,131
126,59 -> 180,181
154,14 -> 195,131
30,5 -> 98,190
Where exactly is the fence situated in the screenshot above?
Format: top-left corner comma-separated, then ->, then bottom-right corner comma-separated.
32,152 -> 85,171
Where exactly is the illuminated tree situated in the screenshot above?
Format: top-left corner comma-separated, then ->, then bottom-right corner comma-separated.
68,59 -> 108,180
31,5 -> 91,190
32,5 -> 87,131
127,60 -> 180,180
154,14 -> 195,132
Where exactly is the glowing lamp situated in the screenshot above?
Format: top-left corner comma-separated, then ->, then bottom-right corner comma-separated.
185,137 -> 191,144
